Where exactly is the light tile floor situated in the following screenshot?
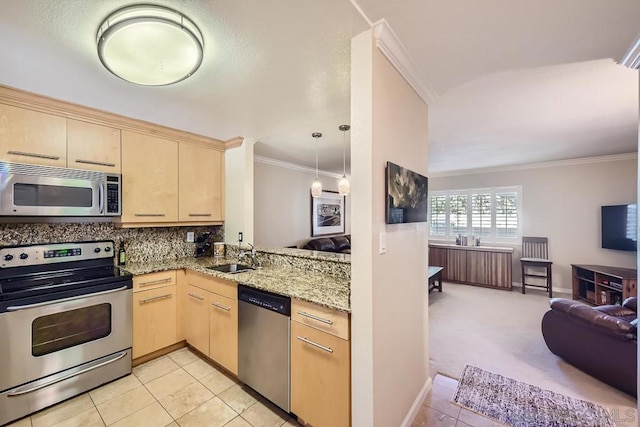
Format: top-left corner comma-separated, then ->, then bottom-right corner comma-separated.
7,348 -> 301,427
7,347 -> 501,427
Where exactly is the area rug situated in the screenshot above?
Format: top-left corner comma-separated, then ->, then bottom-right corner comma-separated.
451,365 -> 614,427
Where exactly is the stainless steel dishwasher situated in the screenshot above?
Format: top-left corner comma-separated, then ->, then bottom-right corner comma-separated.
238,284 -> 291,413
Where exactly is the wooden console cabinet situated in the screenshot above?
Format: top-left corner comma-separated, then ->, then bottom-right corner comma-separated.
572,264 -> 637,306
429,244 -> 513,290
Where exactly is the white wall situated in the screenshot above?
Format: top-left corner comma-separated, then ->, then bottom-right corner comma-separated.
253,159 -> 351,248
351,28 -> 430,426
430,156 -> 638,291
225,139 -> 254,244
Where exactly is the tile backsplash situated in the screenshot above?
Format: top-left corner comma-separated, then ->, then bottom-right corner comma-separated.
0,223 -> 224,264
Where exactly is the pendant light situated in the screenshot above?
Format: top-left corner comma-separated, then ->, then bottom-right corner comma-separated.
311,132 -> 323,198
338,124 -> 350,196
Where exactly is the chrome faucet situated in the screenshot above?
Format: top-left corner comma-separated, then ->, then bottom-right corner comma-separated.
238,243 -> 260,268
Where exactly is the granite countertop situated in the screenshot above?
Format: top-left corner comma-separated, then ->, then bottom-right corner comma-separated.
429,242 -> 514,253
122,256 -> 351,313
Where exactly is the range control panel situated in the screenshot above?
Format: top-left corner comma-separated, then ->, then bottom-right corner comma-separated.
0,240 -> 115,268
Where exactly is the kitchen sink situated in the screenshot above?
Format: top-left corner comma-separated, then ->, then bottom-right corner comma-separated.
207,264 -> 254,274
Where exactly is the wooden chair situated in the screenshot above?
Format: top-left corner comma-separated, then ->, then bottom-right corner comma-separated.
520,237 -> 553,297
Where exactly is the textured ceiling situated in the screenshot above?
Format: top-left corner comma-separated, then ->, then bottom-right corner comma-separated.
0,0 -> 637,174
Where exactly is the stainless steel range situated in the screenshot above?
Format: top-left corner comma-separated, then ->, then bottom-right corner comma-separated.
0,240 -> 133,426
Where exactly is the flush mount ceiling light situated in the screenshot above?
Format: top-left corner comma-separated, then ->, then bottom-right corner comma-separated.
97,5 -> 204,86
311,132 -> 323,198
337,124 -> 350,196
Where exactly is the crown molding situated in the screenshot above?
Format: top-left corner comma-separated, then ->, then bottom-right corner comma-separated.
371,19 -> 439,106
254,155 -> 343,179
224,136 -> 244,149
430,153 -> 638,178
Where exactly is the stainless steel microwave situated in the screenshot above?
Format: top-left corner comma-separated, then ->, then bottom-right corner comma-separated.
0,161 -> 121,216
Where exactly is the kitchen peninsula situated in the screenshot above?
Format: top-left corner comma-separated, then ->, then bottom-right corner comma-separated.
124,246 -> 351,427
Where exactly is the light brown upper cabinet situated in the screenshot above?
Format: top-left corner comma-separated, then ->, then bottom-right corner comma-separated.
179,143 -> 224,222
121,131 -> 178,223
67,120 -> 121,173
0,104 -> 66,167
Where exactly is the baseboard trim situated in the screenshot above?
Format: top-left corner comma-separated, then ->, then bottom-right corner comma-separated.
400,376 -> 433,427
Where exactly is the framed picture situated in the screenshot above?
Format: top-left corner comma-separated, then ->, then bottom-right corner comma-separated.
311,190 -> 346,236
385,161 -> 428,224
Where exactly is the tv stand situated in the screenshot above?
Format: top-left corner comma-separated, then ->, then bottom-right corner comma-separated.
571,264 -> 637,305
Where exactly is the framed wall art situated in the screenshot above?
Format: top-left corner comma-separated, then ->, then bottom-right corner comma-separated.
311,190 -> 345,236
385,161 -> 428,224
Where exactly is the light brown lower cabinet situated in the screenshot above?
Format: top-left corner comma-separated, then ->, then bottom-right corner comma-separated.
132,283 -> 177,359
184,283 -> 210,355
291,321 -> 351,427
184,271 -> 238,374
209,293 -> 238,375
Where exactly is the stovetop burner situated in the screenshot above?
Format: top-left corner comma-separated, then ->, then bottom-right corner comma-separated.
0,240 -> 132,311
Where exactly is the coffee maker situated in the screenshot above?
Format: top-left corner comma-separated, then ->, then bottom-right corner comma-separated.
195,232 -> 212,257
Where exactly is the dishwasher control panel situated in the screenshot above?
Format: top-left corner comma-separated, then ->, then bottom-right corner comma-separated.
238,284 -> 291,315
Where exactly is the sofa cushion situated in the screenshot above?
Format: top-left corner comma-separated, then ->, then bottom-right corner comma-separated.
331,236 -> 350,252
549,298 -> 636,340
303,238 -> 336,252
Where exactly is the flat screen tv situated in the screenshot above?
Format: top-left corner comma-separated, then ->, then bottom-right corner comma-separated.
601,204 -> 637,251
385,161 -> 428,224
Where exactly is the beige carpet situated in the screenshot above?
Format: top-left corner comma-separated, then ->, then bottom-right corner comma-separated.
428,283 -> 637,426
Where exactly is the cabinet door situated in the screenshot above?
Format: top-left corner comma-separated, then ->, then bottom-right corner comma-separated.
209,293 -> 238,374
291,321 -> 350,427
133,285 -> 177,359
179,143 -> 224,222
184,283 -> 210,355
0,104 -> 66,167
428,247 -> 447,270
467,251 -> 490,286
67,120 -> 121,173
446,249 -> 467,282
121,131 -> 178,222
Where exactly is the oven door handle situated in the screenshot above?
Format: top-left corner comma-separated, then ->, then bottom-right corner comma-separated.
6,285 -> 129,311
7,351 -> 128,397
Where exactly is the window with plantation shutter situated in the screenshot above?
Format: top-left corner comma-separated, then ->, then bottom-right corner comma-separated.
429,195 -> 446,235
428,186 -> 521,243
449,194 -> 467,236
472,192 -> 492,237
496,191 -> 518,238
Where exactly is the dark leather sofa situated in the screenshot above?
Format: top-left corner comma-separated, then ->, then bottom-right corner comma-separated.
541,297 -> 637,396
302,235 -> 351,253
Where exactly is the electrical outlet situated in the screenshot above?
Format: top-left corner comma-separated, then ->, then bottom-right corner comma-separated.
186,232 -> 195,243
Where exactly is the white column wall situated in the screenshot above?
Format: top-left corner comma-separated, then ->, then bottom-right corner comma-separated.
351,28 -> 430,426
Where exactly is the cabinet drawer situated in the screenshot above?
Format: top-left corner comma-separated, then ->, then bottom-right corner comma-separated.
133,270 -> 177,292
133,285 -> 177,359
185,271 -> 237,300
291,321 -> 350,427
291,299 -> 349,340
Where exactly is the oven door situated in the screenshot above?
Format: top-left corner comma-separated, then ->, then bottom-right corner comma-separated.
0,284 -> 132,393
0,172 -> 103,216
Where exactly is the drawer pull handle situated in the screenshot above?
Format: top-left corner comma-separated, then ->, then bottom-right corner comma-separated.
211,302 -> 231,311
139,278 -> 172,287
188,292 -> 204,301
8,150 -> 60,160
188,213 -> 212,217
135,213 -> 165,217
75,159 -> 116,167
297,311 -> 333,325
297,336 -> 333,353
139,294 -> 172,304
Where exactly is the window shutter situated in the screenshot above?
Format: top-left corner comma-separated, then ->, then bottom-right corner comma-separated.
429,195 -> 446,235
449,194 -> 467,235
496,192 -> 518,238
471,193 -> 492,237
